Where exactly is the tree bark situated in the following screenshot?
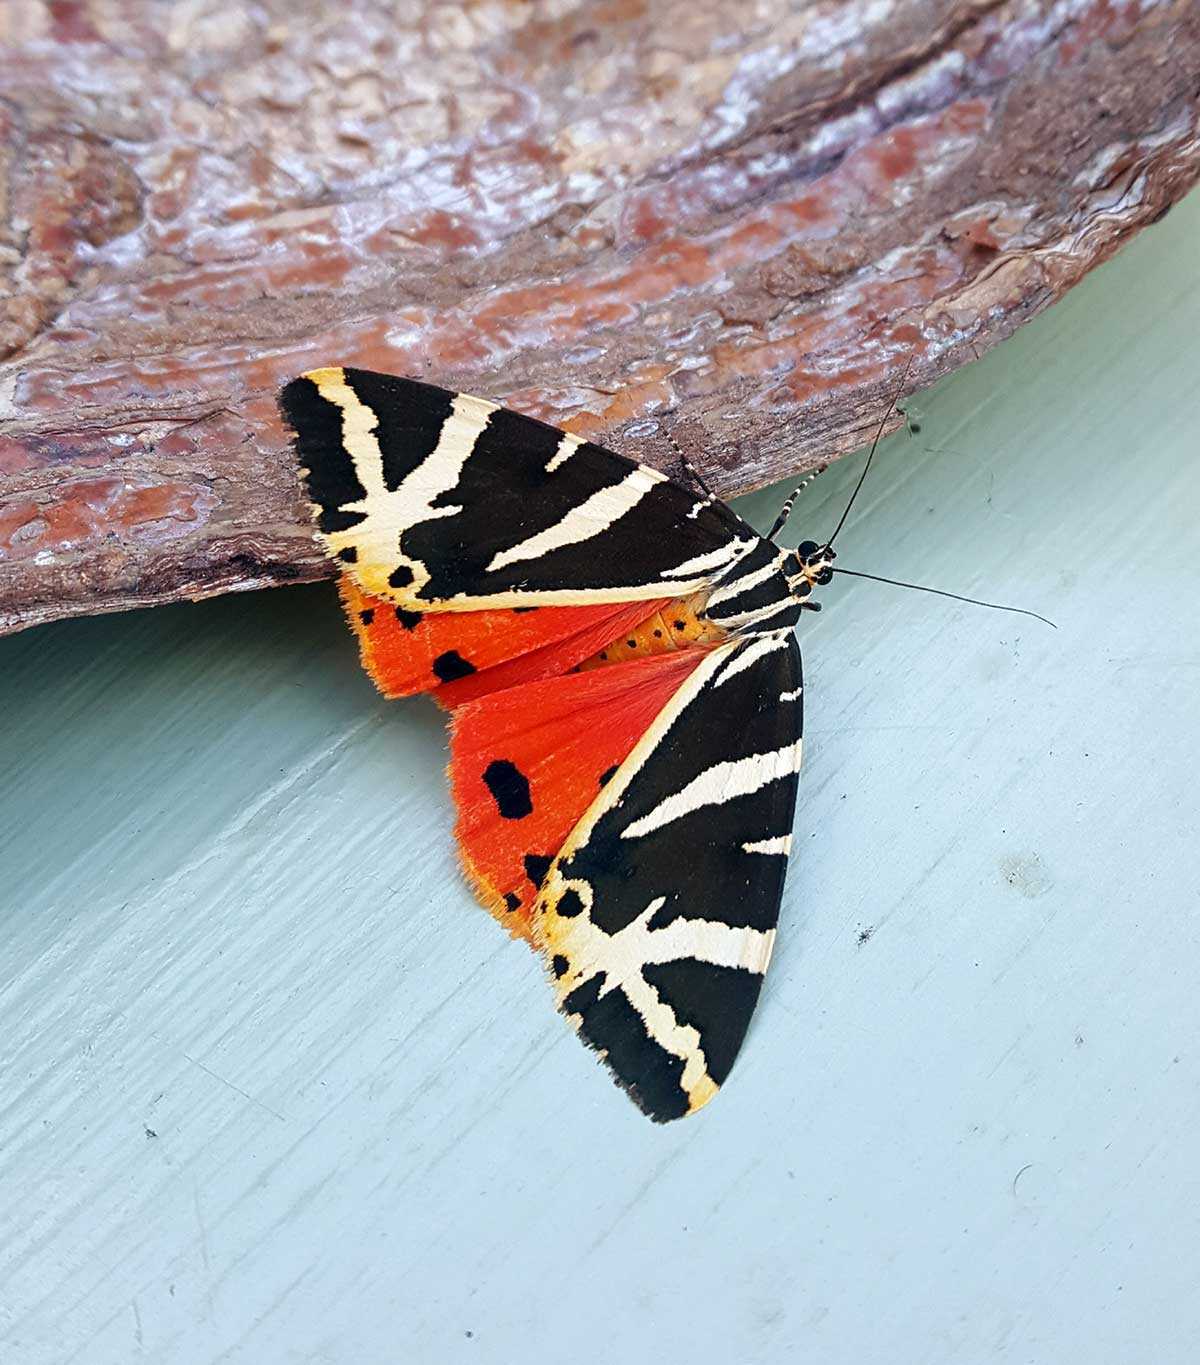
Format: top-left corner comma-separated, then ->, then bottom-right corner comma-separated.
1,0 -> 1197,635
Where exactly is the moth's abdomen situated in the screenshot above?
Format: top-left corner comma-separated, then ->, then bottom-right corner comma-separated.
575,591 -> 728,670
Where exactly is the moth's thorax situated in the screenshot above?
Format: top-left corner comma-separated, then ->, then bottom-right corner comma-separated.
576,536 -> 827,671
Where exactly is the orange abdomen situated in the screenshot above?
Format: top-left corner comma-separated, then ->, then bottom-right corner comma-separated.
577,590 -> 726,669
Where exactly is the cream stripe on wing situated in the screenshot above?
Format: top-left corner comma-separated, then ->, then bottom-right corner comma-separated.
309,367 -> 388,504
742,835 -> 792,855
553,896 -> 776,1111
385,391 -> 497,529
620,742 -> 804,841
712,633 -> 791,689
486,464 -> 667,573
554,897 -> 777,990
310,376 -> 497,598
545,431 -> 585,472
704,553 -> 785,607
660,540 -> 748,580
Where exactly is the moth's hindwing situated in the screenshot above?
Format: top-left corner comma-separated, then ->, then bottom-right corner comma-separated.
338,576 -> 680,707
279,367 -> 756,611
448,649 -> 711,932
531,632 -> 803,1121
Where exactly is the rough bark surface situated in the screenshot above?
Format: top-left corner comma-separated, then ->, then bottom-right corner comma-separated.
1,0 -> 1197,635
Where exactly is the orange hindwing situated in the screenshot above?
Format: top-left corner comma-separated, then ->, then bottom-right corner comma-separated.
339,576 -> 676,706
448,649 -> 709,936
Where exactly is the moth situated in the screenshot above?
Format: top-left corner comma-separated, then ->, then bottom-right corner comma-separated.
280,367 -> 839,1122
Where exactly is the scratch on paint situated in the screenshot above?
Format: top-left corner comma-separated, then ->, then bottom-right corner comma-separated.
193,1178 -> 215,1324
181,1051 -> 287,1121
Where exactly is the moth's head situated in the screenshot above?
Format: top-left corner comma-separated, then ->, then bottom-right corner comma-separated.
785,541 -> 835,612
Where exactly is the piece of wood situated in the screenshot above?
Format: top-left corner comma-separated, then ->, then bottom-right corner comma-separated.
1,0 -> 1198,635
2,186 -> 1198,1364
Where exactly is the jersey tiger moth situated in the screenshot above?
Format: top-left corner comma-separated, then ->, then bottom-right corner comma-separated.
280,367 -> 839,1122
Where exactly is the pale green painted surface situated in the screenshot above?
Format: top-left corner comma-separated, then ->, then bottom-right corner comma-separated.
1,191 -> 1198,1365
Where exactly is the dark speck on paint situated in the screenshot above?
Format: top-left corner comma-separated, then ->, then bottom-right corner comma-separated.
433,650 -> 476,682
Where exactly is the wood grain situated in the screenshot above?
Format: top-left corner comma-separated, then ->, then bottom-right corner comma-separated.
0,183 -> 1197,1365
1,0 -> 1198,636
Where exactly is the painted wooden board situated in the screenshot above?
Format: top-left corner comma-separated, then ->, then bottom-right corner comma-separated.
1,190 -> 1198,1365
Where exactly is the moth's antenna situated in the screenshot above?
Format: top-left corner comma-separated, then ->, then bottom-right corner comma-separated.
833,566 -> 1057,629
767,464 -> 828,542
825,358 -> 913,551
663,424 -> 717,499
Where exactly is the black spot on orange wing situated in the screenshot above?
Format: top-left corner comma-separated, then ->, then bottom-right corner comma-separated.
504,892 -> 521,913
524,853 -> 553,888
358,608 -> 374,626
563,972 -> 689,1122
433,650 -> 476,682
512,606 -> 539,614
482,760 -> 533,820
598,765 -> 618,787
389,565 -> 414,589
641,959 -> 764,1086
394,607 -> 423,629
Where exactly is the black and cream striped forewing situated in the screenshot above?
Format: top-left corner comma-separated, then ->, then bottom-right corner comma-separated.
531,631 -> 803,1121
280,367 -> 758,611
